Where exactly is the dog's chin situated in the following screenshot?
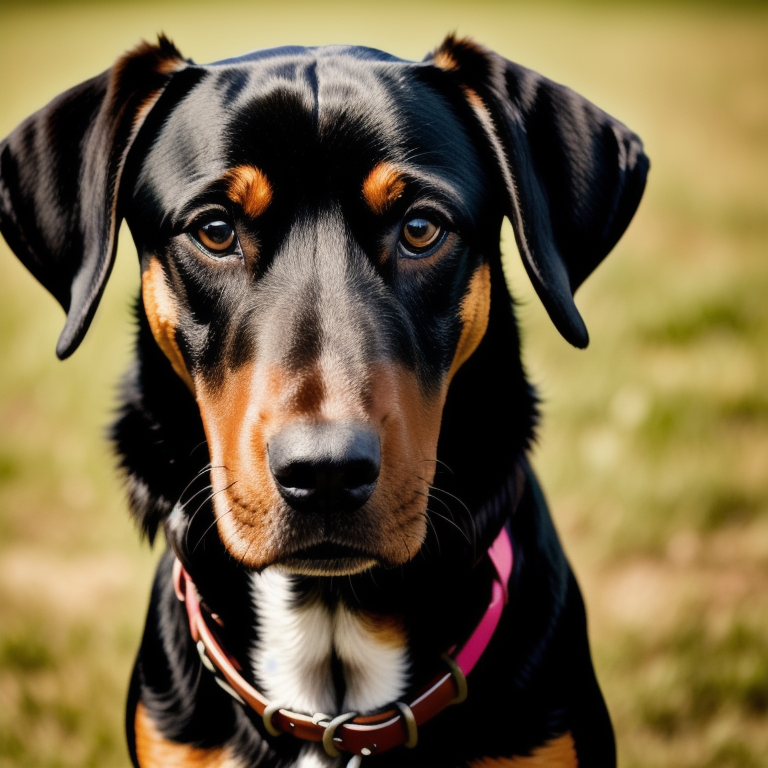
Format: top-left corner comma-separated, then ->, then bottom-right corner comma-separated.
275,543 -> 379,577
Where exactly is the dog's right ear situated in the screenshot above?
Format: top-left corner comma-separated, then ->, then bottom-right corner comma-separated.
0,37 -> 189,359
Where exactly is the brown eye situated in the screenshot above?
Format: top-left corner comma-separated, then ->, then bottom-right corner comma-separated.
197,220 -> 236,253
401,217 -> 442,254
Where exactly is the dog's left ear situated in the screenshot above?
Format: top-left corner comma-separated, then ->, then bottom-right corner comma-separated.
0,37 -> 190,359
428,37 -> 649,348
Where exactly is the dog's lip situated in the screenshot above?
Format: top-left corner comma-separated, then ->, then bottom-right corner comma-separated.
287,542 -> 372,561
275,542 -> 379,576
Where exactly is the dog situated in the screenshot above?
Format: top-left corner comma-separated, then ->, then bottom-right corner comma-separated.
0,35 -> 648,767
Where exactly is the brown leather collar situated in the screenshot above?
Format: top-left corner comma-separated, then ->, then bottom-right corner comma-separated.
173,525 -> 513,762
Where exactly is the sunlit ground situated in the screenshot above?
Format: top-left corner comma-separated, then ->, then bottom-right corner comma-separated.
1,2 -> 766,766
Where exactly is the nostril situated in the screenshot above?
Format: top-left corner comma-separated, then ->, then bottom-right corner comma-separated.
268,422 -> 381,513
342,458 -> 379,489
273,461 -> 316,491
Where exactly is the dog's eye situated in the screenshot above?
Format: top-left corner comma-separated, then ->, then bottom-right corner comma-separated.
400,217 -> 442,255
195,219 -> 236,254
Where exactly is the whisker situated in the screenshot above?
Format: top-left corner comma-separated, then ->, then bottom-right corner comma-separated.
188,440 -> 210,459
190,482 -> 237,551
178,478 -> 216,512
424,513 -> 441,556
194,480 -> 236,518
184,487 -> 216,549
177,463 -> 213,500
427,507 -> 473,545
426,485 -> 476,544
194,504 -> 236,553
347,575 -> 361,607
179,464 -> 235,526
418,457 -> 455,475
237,536 -> 254,569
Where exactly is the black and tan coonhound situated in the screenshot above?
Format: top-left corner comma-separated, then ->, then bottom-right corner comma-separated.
0,35 -> 648,768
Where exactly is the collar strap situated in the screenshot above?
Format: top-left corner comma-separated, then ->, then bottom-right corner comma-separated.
173,525 -> 513,759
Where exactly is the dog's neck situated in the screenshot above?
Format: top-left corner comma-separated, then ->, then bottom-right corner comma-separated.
249,568 -> 411,715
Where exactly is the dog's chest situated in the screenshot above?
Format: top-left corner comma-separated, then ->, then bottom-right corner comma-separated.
249,570 -> 410,717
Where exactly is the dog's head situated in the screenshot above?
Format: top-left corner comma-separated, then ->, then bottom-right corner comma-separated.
0,37 -> 647,575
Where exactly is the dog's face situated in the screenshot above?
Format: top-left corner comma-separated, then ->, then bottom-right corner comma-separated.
0,37 -> 648,576
132,49 -> 499,573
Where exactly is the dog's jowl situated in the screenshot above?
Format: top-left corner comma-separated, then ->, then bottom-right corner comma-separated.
0,35 -> 648,767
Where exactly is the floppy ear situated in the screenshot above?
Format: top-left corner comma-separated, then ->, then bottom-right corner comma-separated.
0,37 -> 188,359
429,36 -> 649,348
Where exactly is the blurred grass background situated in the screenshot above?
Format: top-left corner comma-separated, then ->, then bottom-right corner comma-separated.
0,1 -> 766,766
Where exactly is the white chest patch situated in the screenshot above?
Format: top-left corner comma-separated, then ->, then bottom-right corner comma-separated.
249,569 -> 410,717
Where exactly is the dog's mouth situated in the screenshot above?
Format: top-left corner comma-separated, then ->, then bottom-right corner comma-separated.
276,542 -> 378,576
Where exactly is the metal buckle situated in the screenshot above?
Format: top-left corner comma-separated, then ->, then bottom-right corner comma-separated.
196,640 -> 216,673
393,701 -> 418,749
441,653 -> 468,705
320,711 -> 357,758
196,640 -> 245,705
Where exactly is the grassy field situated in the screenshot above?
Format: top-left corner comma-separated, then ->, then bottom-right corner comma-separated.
1,2 -> 766,766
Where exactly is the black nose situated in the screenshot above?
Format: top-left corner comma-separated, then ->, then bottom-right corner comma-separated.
268,422 -> 381,514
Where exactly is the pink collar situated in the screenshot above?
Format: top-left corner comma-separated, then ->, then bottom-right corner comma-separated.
456,524 -> 513,676
174,526 -> 513,760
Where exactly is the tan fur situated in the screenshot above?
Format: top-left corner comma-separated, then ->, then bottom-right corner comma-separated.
134,703 -> 243,768
362,162 -> 406,215
359,610 -> 408,648
132,90 -> 164,130
432,48 -> 459,71
470,733 -> 579,768
448,262 -> 491,382
195,363 -> 276,564
142,257 -> 195,393
225,165 -> 273,218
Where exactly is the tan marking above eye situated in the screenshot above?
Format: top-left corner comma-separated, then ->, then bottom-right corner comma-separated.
225,165 -> 273,218
362,162 -> 406,215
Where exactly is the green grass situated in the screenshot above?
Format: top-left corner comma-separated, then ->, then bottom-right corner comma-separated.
1,2 -> 767,767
